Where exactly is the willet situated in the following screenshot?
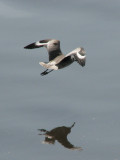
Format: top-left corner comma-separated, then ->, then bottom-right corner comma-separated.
24,39 -> 86,76
38,122 -> 82,150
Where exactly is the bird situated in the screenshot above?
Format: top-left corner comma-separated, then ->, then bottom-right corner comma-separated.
24,39 -> 86,76
38,122 -> 82,150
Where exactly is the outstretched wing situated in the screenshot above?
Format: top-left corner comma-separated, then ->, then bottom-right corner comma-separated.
74,52 -> 86,67
24,39 -> 51,49
57,137 -> 74,149
57,137 -> 82,150
65,47 -> 86,67
24,39 -> 63,61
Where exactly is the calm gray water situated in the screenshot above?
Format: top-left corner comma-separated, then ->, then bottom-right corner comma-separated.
0,0 -> 120,160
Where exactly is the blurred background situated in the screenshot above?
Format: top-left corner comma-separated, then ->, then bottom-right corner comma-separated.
0,0 -> 120,160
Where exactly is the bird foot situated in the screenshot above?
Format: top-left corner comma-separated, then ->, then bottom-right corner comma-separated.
41,70 -> 49,76
40,69 -> 53,76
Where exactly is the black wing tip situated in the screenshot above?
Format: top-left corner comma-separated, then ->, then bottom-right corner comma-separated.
24,46 -> 29,49
24,43 -> 36,49
80,59 -> 86,67
81,63 -> 85,67
24,42 -> 43,49
76,60 -> 85,67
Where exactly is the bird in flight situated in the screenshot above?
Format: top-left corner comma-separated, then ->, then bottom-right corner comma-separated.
24,39 -> 86,76
38,122 -> 82,150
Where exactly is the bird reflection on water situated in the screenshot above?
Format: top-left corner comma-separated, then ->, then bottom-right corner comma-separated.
38,122 -> 82,150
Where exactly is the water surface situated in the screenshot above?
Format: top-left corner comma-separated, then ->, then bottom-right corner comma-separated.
0,0 -> 120,160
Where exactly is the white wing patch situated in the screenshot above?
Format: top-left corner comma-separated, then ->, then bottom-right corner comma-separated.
76,52 -> 86,59
35,41 -> 47,46
39,62 -> 58,70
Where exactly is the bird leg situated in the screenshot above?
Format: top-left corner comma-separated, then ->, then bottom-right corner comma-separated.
41,69 -> 54,76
